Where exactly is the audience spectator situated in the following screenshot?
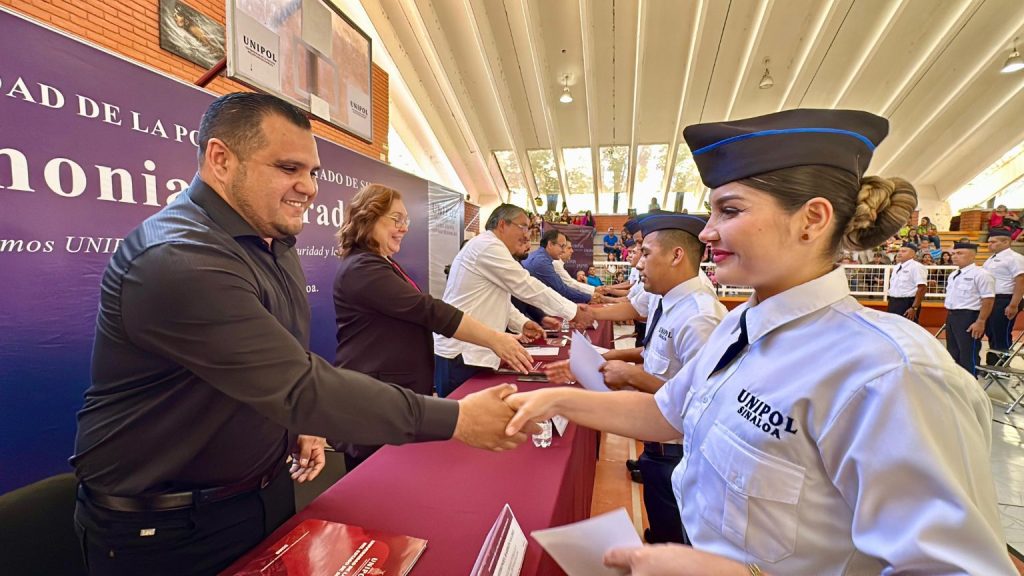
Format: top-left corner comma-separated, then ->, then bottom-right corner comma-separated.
917,216 -> 942,250
603,226 -> 621,261
576,270 -> 588,284
586,266 -> 604,287
989,205 -> 1022,241
919,252 -> 935,265
939,251 -> 953,265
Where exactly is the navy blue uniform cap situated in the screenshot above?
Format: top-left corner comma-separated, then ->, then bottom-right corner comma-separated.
988,228 -> 1012,238
683,109 -> 889,189
902,241 -> 919,251
639,213 -> 708,240
623,218 -> 641,235
953,241 -> 979,250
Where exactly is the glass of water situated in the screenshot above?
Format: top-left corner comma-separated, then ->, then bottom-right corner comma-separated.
532,419 -> 553,448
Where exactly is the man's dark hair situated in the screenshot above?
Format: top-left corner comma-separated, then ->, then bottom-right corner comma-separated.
540,229 -> 563,248
647,229 -> 704,274
485,204 -> 528,231
198,92 -> 311,163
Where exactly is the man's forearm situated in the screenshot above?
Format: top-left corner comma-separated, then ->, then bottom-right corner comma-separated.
591,301 -> 643,322
978,298 -> 994,324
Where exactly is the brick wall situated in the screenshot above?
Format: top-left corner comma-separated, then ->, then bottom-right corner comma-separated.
464,203 -> 480,235
2,0 -> 389,161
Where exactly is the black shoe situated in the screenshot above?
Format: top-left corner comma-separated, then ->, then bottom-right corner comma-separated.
630,469 -> 643,483
625,459 -> 640,472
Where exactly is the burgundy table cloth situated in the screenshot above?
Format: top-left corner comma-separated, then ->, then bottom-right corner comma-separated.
224,321 -> 615,576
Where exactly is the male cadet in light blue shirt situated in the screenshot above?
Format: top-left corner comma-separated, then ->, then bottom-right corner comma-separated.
522,229 -> 593,304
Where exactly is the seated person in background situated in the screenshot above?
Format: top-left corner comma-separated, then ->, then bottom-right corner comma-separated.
989,204 -> 1022,240
586,266 -> 604,287
575,270 -> 588,284
333,184 -> 535,469
603,226 -> 621,261
917,216 -> 942,250
434,204 -> 596,397
939,251 -> 953,265
522,230 -> 593,304
919,251 -> 935,265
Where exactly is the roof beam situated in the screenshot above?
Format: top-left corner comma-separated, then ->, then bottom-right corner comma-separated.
579,0 -> 603,211
879,0 -> 983,117
829,0 -> 908,108
395,0 -> 498,198
722,0 -> 773,121
517,0 -> 570,209
778,0 -> 841,109
874,14 -> 1024,175
625,0 -> 647,211
460,0 -> 543,210
661,0 -> 707,208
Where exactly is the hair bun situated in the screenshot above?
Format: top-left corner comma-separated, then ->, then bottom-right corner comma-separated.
843,176 -> 917,251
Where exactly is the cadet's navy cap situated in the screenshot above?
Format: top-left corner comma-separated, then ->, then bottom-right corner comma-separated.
624,238 -> 636,247
953,241 -> 979,250
902,241 -> 919,251
988,227 -> 1012,238
683,109 -> 889,189
639,213 -> 708,240
624,218 -> 642,234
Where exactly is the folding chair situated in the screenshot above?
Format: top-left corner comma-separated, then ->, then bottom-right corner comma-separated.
975,328 -> 1024,414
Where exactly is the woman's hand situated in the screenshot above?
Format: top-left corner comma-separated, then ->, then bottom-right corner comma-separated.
491,333 -> 534,374
603,544 -> 755,576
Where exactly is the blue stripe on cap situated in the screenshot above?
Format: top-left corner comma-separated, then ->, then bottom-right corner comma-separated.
692,127 -> 877,156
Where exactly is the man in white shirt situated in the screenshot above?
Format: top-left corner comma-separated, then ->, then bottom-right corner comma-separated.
886,241 -> 927,323
433,204 -> 595,397
547,213 -> 725,545
983,227 -> 1024,364
944,242 -> 995,375
553,243 -> 596,296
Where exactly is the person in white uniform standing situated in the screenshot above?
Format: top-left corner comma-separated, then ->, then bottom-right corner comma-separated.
983,227 -> 1024,364
885,241 -> 927,322
504,109 -> 1013,575
944,241 -> 995,375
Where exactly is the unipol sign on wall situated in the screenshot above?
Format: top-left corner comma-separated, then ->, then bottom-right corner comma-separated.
0,8 -> 432,493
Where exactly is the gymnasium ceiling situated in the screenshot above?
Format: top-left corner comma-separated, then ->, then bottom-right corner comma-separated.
362,0 -> 1024,211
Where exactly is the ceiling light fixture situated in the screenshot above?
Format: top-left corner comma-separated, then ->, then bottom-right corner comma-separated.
1002,38 -> 1024,74
559,74 -> 573,104
758,58 -> 774,89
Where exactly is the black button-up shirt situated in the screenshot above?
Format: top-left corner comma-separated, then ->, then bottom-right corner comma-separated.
71,177 -> 458,495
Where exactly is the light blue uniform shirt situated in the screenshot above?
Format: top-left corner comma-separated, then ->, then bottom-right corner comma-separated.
654,267 -> 1011,574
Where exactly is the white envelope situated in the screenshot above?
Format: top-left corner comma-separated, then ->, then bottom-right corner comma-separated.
531,508 -> 643,576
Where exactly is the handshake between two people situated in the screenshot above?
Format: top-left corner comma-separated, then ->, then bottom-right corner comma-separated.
452,383 -> 564,451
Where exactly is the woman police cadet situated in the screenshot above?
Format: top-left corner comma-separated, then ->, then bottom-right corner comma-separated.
505,109 -> 1012,574
333,184 -> 532,469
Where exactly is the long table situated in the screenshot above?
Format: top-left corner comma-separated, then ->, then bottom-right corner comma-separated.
224,321 -> 615,575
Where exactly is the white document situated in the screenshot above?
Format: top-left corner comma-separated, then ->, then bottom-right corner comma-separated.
552,415 -> 569,436
525,346 -> 560,357
234,10 -> 281,92
592,345 -> 610,355
531,508 -> 643,576
471,503 -> 526,576
301,0 -> 332,56
569,331 -> 611,392
309,93 -> 330,120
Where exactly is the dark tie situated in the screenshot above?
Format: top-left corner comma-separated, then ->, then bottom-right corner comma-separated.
950,269 -> 961,284
709,309 -> 749,377
895,264 -> 902,275
640,300 -> 663,348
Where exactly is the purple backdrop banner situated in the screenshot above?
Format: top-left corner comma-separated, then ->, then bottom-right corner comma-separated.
0,9 -> 429,493
542,222 -> 594,278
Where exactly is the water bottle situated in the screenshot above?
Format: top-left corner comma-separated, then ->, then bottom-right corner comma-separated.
532,419 -> 553,448
561,318 -> 570,332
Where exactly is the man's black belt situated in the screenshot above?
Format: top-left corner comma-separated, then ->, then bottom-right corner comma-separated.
79,468 -> 280,513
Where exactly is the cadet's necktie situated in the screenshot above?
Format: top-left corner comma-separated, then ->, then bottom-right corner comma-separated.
949,269 -> 961,284
709,309 -> 749,377
640,300 -> 663,348
895,264 -> 902,275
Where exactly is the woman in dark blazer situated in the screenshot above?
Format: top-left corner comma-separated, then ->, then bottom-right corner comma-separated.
333,184 -> 532,469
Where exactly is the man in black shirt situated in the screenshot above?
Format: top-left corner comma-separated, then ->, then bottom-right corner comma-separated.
71,93 -> 532,575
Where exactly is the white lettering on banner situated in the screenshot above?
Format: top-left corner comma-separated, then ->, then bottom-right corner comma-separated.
0,146 -> 343,229
315,168 -> 368,191
65,236 -> 124,254
0,239 -> 55,253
